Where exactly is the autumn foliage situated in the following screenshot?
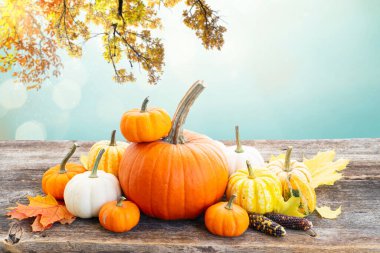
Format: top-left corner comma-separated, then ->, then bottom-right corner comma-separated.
6,194 -> 76,231
0,0 -> 226,89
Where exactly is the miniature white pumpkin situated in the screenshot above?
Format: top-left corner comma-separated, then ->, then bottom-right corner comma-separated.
226,126 -> 265,175
64,149 -> 121,218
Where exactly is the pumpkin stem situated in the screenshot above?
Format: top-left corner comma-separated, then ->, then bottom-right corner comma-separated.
109,130 -> 117,146
165,80 -> 205,144
246,160 -> 254,178
116,196 -> 126,207
225,194 -> 237,210
59,143 -> 78,174
234,125 -> 244,153
89,149 -> 105,178
140,96 -> 149,113
284,146 -> 293,172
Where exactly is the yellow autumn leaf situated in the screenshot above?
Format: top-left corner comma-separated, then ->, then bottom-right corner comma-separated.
275,196 -> 305,217
303,150 -> 349,188
80,155 -> 88,170
269,153 -> 285,162
316,206 -> 342,219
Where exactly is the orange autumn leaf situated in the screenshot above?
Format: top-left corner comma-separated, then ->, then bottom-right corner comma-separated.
7,205 -> 29,220
32,215 -> 53,232
6,194 -> 76,232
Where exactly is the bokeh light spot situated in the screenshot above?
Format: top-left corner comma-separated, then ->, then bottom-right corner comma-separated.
0,79 -> 28,109
52,79 -> 82,110
15,121 -> 47,140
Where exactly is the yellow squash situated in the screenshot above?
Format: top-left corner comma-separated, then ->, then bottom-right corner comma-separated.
226,161 -> 283,214
267,146 -> 316,215
87,130 -> 129,177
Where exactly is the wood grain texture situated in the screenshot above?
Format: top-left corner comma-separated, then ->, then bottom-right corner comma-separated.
0,139 -> 379,253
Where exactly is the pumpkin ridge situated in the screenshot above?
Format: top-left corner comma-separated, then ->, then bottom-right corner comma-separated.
155,110 -> 171,132
201,142 -> 227,204
216,209 -> 224,235
204,142 -> 229,182
232,211 -> 239,236
103,149 -> 109,172
196,144 -> 218,211
204,143 -> 228,202
106,206 -> 116,231
260,178 -> 270,212
176,145 -> 186,218
185,144 -> 209,212
238,179 -> 246,210
124,144 -> 148,201
47,174 -> 62,198
147,144 -> 161,217
245,179 -> 253,212
131,116 -> 140,142
153,142 -> 173,217
163,144 -> 174,219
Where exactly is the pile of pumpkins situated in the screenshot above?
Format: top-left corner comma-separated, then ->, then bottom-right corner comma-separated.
41,81 -> 316,236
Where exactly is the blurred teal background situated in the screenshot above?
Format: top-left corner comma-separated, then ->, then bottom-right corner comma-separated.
1,0 -> 380,141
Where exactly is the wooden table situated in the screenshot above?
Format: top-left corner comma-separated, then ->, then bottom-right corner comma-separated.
1,139 -> 379,252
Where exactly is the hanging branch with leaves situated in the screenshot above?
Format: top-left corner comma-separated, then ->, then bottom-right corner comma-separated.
0,0 -> 226,89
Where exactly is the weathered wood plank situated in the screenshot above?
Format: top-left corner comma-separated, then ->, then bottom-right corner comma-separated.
0,139 -> 379,252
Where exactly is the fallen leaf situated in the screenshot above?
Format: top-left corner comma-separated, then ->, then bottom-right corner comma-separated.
59,216 -> 76,225
80,155 -> 88,170
303,150 -> 349,188
32,215 -> 52,232
6,194 -> 76,232
275,196 -> 305,217
7,206 -> 29,220
269,153 -> 285,162
316,206 -> 342,219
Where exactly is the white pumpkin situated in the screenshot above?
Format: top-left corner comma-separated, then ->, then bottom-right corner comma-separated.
226,126 -> 265,175
64,149 -> 121,218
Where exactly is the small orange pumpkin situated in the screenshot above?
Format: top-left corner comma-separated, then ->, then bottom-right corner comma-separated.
42,144 -> 86,200
205,194 -> 249,237
87,130 -> 129,177
120,97 -> 172,143
119,81 -> 229,220
99,196 -> 140,233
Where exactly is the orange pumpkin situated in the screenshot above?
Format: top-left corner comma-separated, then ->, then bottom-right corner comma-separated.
87,130 -> 129,177
119,81 -> 229,220
99,196 -> 140,233
42,144 -> 86,200
120,97 -> 172,143
205,194 -> 249,237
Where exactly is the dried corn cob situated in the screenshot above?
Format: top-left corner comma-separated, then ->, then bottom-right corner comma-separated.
264,213 -> 317,237
248,213 -> 286,237
264,213 -> 312,230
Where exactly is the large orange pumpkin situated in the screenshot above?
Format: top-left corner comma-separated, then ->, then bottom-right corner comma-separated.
119,81 -> 229,220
